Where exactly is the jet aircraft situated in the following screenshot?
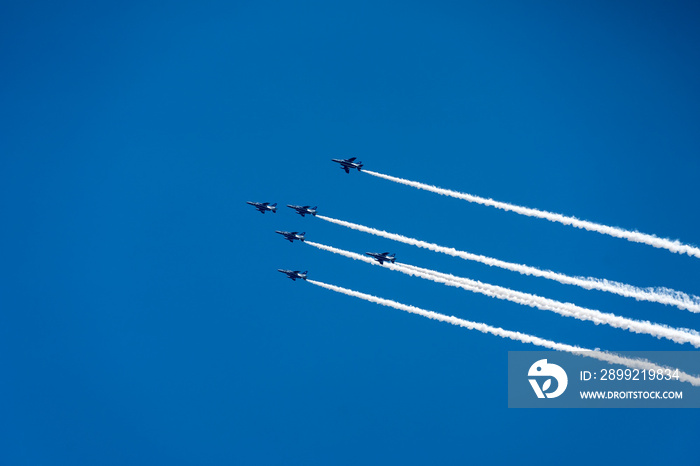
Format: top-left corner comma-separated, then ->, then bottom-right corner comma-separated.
276,231 -> 305,243
366,252 -> 396,264
331,157 -> 363,173
287,205 -> 317,217
278,269 -> 308,281
247,201 -> 277,214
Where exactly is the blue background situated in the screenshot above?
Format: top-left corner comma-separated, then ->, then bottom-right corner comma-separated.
2,1 -> 699,464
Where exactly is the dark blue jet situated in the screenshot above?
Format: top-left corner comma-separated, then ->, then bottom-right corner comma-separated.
247,201 -> 277,214
332,157 -> 363,173
287,204 -> 317,217
276,231 -> 305,243
278,269 -> 308,281
366,252 -> 396,264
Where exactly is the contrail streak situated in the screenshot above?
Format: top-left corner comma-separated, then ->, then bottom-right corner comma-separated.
363,169 -> 700,259
316,215 -> 700,313
307,279 -> 700,386
305,241 -> 700,348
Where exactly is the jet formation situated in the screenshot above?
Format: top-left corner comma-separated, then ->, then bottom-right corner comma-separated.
332,157 -> 363,174
278,269 -> 308,281
248,159 -> 398,280
287,205 -> 317,217
247,201 -> 277,214
366,252 -> 396,264
276,231 -> 305,243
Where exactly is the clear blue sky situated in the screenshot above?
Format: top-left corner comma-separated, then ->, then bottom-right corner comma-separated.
2,1 -> 699,464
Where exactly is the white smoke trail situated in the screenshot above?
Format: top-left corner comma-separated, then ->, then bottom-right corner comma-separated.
316,215 -> 700,313
307,279 -> 700,386
363,169 -> 700,259
305,241 -> 700,348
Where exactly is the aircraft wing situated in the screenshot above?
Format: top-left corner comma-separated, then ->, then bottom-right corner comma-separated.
343,166 -> 350,173
347,157 -> 356,162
